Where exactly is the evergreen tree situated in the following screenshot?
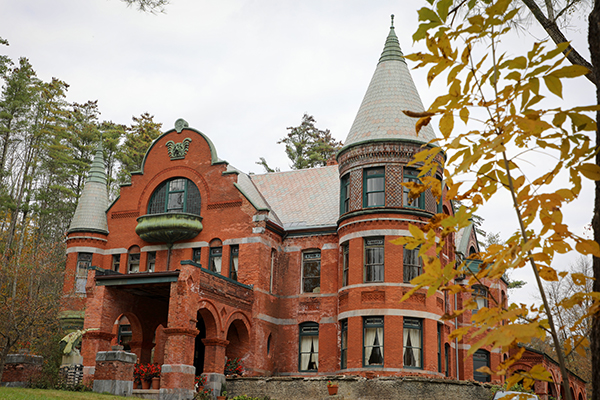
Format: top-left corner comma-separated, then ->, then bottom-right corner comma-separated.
116,112 -> 162,184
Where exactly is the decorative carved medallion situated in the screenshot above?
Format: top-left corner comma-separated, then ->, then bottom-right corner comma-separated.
174,118 -> 189,133
166,138 -> 192,160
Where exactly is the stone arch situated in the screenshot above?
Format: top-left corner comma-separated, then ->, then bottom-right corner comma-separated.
193,300 -> 221,375
224,314 -> 251,372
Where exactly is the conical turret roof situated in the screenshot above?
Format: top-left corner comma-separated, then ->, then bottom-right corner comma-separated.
341,16 -> 437,151
67,143 -> 109,234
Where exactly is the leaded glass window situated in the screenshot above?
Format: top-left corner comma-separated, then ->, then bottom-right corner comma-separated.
148,177 -> 201,215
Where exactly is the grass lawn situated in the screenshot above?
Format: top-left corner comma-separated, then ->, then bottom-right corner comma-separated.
0,387 -> 127,400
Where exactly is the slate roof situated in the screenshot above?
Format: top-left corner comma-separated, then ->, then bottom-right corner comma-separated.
68,145 -> 109,234
250,166 -> 339,230
341,19 -> 437,150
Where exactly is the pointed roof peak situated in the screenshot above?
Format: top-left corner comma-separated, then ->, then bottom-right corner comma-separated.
340,18 -> 437,151
67,141 -> 109,235
378,14 -> 405,64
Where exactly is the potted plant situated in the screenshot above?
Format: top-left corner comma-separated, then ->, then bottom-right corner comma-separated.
195,375 -> 207,392
327,380 -> 338,396
217,383 -> 227,400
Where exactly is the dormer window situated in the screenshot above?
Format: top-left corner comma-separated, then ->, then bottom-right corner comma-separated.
148,178 -> 201,215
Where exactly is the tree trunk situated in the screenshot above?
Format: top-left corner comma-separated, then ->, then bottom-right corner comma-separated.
0,337 -> 12,384
588,2 -> 600,400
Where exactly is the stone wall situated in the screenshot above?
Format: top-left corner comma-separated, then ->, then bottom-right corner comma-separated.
1,353 -> 43,387
224,376 -> 495,400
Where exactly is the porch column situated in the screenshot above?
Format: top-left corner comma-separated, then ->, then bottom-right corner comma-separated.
159,327 -> 198,400
201,337 -> 229,397
81,331 -> 114,385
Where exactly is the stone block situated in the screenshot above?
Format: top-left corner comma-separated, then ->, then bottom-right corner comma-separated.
93,379 -> 133,396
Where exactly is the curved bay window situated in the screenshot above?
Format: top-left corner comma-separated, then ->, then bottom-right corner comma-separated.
363,317 -> 384,366
364,238 -> 384,282
363,167 -> 385,207
148,178 -> 201,215
299,322 -> 319,372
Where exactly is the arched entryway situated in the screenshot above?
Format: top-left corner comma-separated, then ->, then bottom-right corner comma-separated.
193,316 -> 206,374
225,316 -> 250,374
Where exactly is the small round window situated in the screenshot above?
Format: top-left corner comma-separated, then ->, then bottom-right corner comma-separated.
148,178 -> 201,215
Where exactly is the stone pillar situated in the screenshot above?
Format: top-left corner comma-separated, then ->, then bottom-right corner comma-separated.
202,337 -> 229,397
160,327 -> 198,400
81,330 -> 114,385
92,351 -> 137,396
0,353 -> 43,387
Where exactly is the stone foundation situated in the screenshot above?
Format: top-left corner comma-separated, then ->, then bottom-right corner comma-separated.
0,353 -> 43,387
224,376 -> 495,400
92,350 -> 137,396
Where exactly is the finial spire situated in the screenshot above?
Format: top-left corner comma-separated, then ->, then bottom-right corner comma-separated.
378,16 -> 404,64
391,14 -> 394,28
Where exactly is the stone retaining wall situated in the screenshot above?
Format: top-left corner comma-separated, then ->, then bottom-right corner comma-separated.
225,376 -> 495,400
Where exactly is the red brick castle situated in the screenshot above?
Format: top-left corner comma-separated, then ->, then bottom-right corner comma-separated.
59,18 -> 585,400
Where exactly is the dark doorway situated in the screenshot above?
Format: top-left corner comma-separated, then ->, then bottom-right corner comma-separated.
193,314 -> 206,375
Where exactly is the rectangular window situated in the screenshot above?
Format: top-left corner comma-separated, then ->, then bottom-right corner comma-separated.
473,286 -> 488,313
76,253 -> 92,293
118,324 -> 132,350
445,343 -> 450,377
403,318 -> 422,368
403,168 -> 424,209
364,167 -> 385,207
364,238 -> 384,282
192,248 -> 202,264
437,323 -> 442,373
128,253 -> 140,273
473,350 -> 490,382
403,246 -> 422,283
230,245 -> 239,281
270,249 -> 276,293
342,243 -> 349,287
302,251 -> 321,293
209,246 -> 222,274
341,320 -> 348,370
363,317 -> 384,366
147,251 -> 156,272
299,322 -> 319,372
340,174 -> 350,214
112,254 -> 120,272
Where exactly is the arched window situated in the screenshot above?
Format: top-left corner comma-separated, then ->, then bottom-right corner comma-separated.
299,322 -> 319,371
209,239 -> 222,274
148,178 -> 201,215
473,349 -> 490,382
128,246 -> 140,273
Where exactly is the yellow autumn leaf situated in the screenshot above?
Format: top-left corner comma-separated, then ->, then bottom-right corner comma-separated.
439,112 -> 454,137
575,239 -> 600,257
543,75 -> 562,98
576,163 -> 600,180
539,266 -> 558,281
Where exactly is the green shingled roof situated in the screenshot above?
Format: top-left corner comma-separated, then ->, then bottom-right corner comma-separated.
68,144 -> 109,234
341,18 -> 437,150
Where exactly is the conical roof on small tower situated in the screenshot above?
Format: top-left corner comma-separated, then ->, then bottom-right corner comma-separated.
67,143 -> 109,234
341,15 -> 437,151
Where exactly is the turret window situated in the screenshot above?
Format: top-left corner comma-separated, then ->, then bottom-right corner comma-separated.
403,318 -> 422,368
403,246 -> 422,282
364,238 -> 384,282
340,174 -> 350,214
363,317 -> 384,366
363,167 -> 385,207
76,252 -> 92,293
403,168 -> 424,209
148,177 -> 201,215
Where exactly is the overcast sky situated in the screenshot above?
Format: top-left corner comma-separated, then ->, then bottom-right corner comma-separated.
1,0 -> 595,306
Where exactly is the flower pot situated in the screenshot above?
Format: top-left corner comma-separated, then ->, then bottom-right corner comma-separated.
217,396 -> 227,400
328,385 -> 338,395
152,376 -> 160,389
142,380 -> 151,389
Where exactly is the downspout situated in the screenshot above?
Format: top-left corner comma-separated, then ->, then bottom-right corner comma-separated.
166,243 -> 173,271
455,292 -> 460,380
